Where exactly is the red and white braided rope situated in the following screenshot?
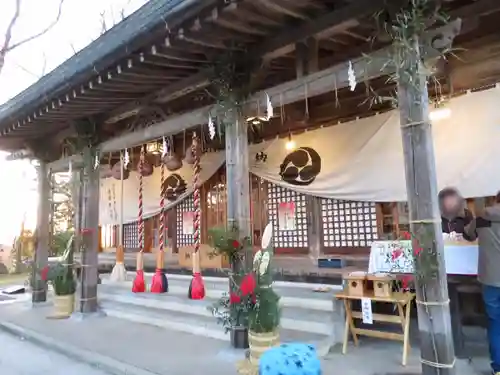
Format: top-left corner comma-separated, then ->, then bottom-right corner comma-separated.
159,161 -> 165,253
138,146 -> 145,252
192,134 -> 201,254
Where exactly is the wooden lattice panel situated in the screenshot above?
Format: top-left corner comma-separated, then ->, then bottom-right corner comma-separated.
123,222 -> 139,250
321,199 -> 378,247
176,195 -> 196,247
267,184 -> 307,248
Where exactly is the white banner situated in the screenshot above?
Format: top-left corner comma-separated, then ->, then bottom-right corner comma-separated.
250,87 -> 500,201
368,239 -> 478,275
99,151 -> 224,225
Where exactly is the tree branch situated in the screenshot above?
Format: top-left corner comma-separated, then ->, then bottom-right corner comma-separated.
2,0 -> 65,54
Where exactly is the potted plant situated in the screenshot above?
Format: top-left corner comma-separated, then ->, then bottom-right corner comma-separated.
247,223 -> 281,365
208,226 -> 255,348
209,271 -> 257,348
40,262 -> 77,318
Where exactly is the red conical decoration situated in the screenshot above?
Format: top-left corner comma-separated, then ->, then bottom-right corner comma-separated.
150,270 -> 163,293
188,272 -> 205,300
132,269 -> 146,293
133,148 -> 147,293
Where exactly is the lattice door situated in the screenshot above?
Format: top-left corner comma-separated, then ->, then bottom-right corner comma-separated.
321,199 -> 378,247
176,195 -> 196,246
123,222 -> 139,250
267,184 -> 308,248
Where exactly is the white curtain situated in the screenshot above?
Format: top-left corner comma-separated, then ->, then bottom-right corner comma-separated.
250,87 -> 500,201
99,87 -> 500,225
99,151 -> 224,225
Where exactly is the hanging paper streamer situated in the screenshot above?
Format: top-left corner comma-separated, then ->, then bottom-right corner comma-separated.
265,93 -> 273,120
208,116 -> 216,140
162,137 -> 168,157
123,149 -> 130,168
107,188 -> 114,222
348,60 -> 357,91
94,153 -> 100,169
112,184 -> 118,222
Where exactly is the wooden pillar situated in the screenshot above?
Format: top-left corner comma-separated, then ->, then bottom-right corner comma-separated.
78,148 -> 100,313
296,37 -> 323,260
397,39 -> 455,374
225,114 -> 252,269
32,161 -> 51,303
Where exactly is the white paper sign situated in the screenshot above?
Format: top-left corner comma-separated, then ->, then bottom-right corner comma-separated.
361,298 -> 373,324
368,238 -> 479,275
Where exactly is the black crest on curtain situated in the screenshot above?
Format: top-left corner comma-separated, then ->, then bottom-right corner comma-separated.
279,147 -> 321,186
163,173 -> 187,201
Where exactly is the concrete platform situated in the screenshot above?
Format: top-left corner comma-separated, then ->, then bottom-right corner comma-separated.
0,300 -> 490,375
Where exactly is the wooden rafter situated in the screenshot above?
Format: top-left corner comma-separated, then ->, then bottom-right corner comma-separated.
103,0 -> 392,124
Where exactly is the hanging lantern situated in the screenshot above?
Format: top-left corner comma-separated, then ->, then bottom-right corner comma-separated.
163,153 -> 182,171
146,142 -> 162,155
111,161 -> 130,180
137,153 -> 154,177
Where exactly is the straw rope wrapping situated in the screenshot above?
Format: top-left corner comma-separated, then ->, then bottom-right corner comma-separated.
159,161 -> 165,253
138,146 -> 145,252
192,134 -> 201,254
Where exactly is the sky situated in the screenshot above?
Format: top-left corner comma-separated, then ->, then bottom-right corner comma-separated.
0,0 -> 149,244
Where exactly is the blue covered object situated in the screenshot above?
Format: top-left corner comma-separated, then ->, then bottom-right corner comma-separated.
258,343 -> 322,375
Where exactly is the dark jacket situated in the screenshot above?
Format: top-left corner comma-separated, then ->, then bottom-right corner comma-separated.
441,210 -> 476,241
438,187 -> 477,241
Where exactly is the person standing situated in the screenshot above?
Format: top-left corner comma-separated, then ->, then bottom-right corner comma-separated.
476,193 -> 500,375
439,187 -> 477,241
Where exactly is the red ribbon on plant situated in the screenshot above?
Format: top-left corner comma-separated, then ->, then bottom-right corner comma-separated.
241,273 -> 256,296
229,293 -> 241,304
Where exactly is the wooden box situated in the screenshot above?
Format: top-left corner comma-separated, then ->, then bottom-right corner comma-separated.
368,273 -> 394,298
177,245 -> 230,269
178,246 -> 193,268
200,245 -> 230,269
344,271 -> 368,296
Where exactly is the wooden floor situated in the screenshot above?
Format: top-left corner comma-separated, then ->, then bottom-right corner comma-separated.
93,250 -> 367,279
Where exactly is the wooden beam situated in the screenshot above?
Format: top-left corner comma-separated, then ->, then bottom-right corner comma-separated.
32,161 -> 51,303
98,20 -> 460,153
103,0 -> 393,124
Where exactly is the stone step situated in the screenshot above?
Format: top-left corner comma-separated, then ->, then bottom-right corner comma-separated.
101,272 -> 341,309
99,290 -> 334,335
99,294 -> 335,349
98,276 -> 345,351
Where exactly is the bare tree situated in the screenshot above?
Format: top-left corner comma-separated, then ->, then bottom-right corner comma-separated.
0,0 -> 65,75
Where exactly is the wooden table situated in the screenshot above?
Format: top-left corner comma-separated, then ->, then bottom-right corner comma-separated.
335,289 -> 415,366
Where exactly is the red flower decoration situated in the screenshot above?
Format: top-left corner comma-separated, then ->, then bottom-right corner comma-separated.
414,247 -> 423,256
40,266 -> 49,281
401,231 -> 411,240
401,275 -> 413,290
232,240 -> 240,249
229,293 -> 241,304
240,273 -> 256,296
391,248 -> 403,261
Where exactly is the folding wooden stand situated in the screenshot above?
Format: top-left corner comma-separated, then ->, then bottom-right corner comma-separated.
335,290 -> 415,366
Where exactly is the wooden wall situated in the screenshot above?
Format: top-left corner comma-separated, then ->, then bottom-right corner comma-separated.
101,169 -> 498,259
